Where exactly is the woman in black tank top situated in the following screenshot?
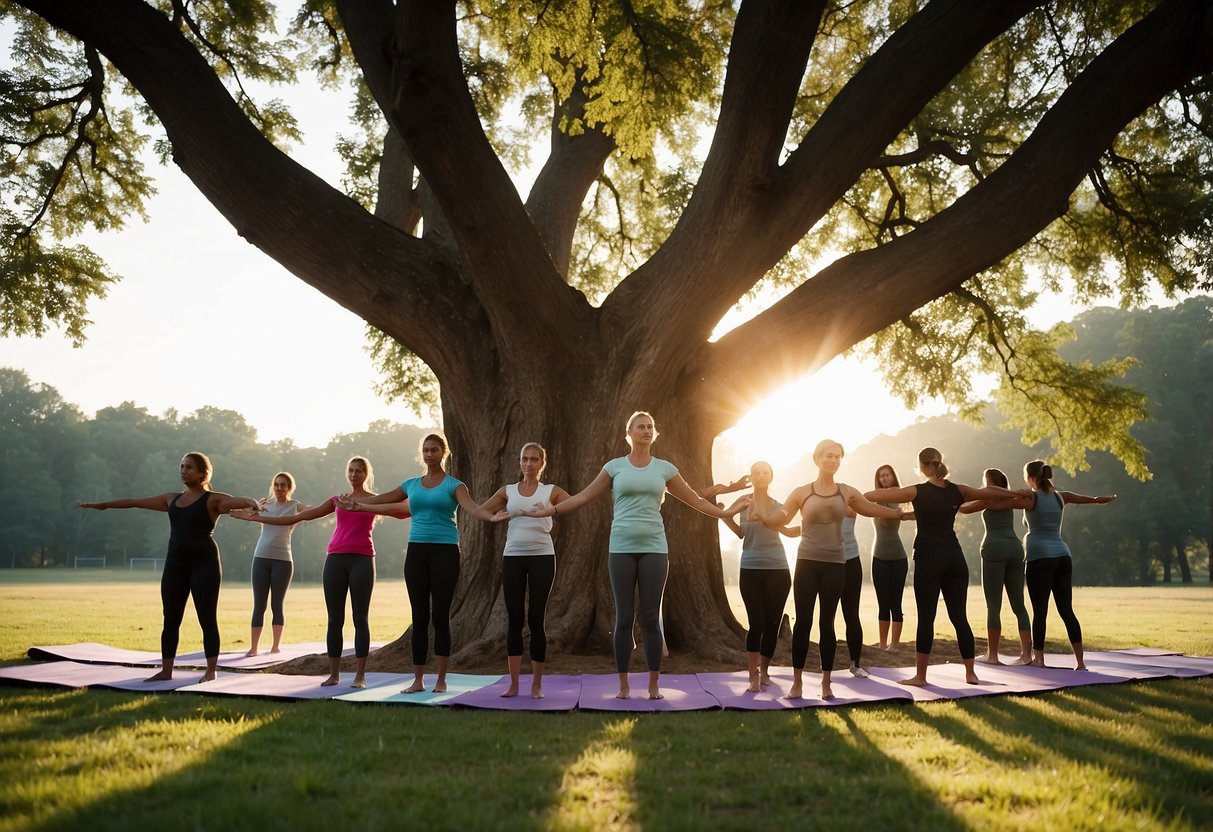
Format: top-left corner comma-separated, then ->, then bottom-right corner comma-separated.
78,452 -> 258,682
865,447 -> 1028,688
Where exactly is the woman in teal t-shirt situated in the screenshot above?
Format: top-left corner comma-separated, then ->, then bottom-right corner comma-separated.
524,411 -> 748,701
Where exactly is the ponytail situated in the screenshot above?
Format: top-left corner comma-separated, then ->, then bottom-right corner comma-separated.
1024,460 -> 1054,493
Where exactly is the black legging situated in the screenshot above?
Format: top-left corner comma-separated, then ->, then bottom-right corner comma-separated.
404,542 -> 461,665
323,553 -> 375,658
790,559 -> 845,671
738,567 -> 791,658
872,558 -> 908,623
912,547 -> 976,658
1026,556 -> 1082,649
160,555 -> 222,659
250,558 -> 293,627
501,554 -> 555,662
842,557 -> 864,665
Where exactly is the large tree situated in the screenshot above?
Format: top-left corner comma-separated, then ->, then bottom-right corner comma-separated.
4,1 -> 1212,667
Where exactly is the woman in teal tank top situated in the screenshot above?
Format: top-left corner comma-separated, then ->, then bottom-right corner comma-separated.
958,467 -> 1033,665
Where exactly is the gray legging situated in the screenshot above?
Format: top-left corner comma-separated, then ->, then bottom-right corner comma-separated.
981,556 -> 1030,632
250,557 -> 294,627
323,552 -> 375,658
608,552 -> 668,673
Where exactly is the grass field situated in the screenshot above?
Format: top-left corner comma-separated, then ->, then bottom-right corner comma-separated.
0,572 -> 1210,831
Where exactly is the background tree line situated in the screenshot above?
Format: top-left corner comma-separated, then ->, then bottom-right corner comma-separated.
2,298 -> 1208,586
715,298 -> 1211,586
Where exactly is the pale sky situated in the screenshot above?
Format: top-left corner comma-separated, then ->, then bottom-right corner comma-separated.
1,62 -> 1100,454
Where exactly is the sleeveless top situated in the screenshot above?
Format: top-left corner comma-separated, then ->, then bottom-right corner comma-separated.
910,481 -> 964,559
738,499 -> 788,570
327,498 -> 376,557
503,483 -> 556,557
1024,490 -> 1071,561
871,504 -> 907,561
253,499 -> 299,561
979,508 -> 1024,562
796,484 -> 858,564
167,491 -> 218,562
842,515 -> 860,562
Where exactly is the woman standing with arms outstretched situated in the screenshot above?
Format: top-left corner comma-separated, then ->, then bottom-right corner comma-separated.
865,447 -> 1024,686
78,452 -> 258,682
755,440 -> 904,700
475,442 -> 569,699
870,464 -> 909,650
719,461 -> 797,692
524,411 -> 748,700
958,467 -> 1032,665
344,434 -> 501,695
232,457 -> 389,688
1021,460 -> 1116,670
245,472 -> 309,656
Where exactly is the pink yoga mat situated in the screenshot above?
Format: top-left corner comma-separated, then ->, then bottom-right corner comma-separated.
0,660 -> 219,692
696,669 -> 918,710
446,674 -> 583,711
576,673 -> 720,712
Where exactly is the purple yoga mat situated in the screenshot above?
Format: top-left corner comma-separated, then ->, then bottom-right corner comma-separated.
446,674 -> 583,711
1087,651 -> 1213,677
27,641 -> 382,669
0,660 -> 219,692
335,673 -> 499,706
576,673 -> 720,712
177,671 -> 406,700
1108,646 -> 1186,657
696,669 -> 917,710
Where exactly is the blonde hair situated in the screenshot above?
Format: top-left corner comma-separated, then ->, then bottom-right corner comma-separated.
624,411 -> 658,445
267,471 -> 296,500
812,439 -> 844,466
519,442 -> 547,479
347,456 -> 374,491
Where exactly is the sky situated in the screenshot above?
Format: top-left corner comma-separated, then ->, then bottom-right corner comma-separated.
0,50 -> 1111,459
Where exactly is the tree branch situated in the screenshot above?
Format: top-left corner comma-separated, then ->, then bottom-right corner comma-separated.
690,0 -> 1213,431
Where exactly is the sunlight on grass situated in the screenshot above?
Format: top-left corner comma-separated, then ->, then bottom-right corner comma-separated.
545,717 -> 640,832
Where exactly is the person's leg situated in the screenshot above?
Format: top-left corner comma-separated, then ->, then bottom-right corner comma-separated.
761,569 -> 791,684
608,553 -> 640,696
148,560 -> 189,681
527,555 -> 555,698
403,543 -> 432,692
788,559 -> 816,699
348,555 -> 375,687
636,553 -> 669,699
1025,558 -> 1053,666
981,557 -> 1005,663
1051,556 -> 1084,669
191,556 -> 223,681
817,563 -> 845,699
901,555 -> 940,686
500,556 -> 527,697
429,545 -> 461,692
738,568 -> 765,691
872,558 -> 892,648
321,554 -> 349,686
268,559 -> 293,651
842,557 -> 866,675
1005,554 -> 1032,664
248,558 -> 270,656
889,558 -> 907,649
939,552 -> 977,683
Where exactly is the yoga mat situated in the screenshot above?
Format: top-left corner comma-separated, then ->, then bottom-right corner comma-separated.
335,673 -> 498,706
1109,646 -> 1186,657
695,670 -> 917,710
0,660 -> 218,692
1088,651 -> 1213,677
575,673 -> 720,712
446,674 -> 582,712
28,641 -> 383,669
176,671 -> 405,700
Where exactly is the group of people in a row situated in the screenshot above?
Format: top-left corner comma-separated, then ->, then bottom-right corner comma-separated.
79,411 -> 1114,701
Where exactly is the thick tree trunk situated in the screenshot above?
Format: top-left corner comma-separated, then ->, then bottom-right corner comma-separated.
1175,542 -> 1193,584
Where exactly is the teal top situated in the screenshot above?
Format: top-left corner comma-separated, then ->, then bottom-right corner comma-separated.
401,475 -> 463,545
738,501 -> 788,570
1024,491 -> 1071,562
980,508 -> 1024,562
603,456 -> 678,553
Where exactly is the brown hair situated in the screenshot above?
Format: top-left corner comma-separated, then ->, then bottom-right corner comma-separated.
183,452 -> 212,490
984,467 -> 1008,489
268,471 -> 296,500
918,447 -> 949,479
419,433 -> 449,470
874,464 -> 900,489
1024,460 -> 1054,493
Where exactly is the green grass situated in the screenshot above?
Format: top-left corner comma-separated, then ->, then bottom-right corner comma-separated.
0,573 -> 1210,831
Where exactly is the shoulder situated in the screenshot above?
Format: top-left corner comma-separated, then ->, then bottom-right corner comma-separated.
839,483 -> 862,500
446,476 -> 464,492
401,477 -> 419,491
603,457 -> 626,475
654,458 -> 678,479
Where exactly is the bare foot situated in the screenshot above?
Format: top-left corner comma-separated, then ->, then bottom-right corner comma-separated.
350,676 -> 367,689
201,671 -> 216,683
1029,658 -> 1047,668
321,676 -> 340,687
889,642 -> 901,650
1009,655 -> 1030,666
878,643 -> 888,650
244,649 -> 259,658
849,665 -> 870,678
821,682 -> 834,700
1075,663 -> 1088,671
746,672 -> 761,693
976,654 -> 1001,665
401,681 -> 425,694
648,686 -> 664,701
615,689 -> 630,700
144,670 -> 173,682
898,675 -> 928,687
785,682 -> 803,700
433,682 -> 448,693
269,647 -> 281,654
965,670 -> 980,684
500,684 -> 519,698
531,688 -> 544,700
759,673 -> 773,687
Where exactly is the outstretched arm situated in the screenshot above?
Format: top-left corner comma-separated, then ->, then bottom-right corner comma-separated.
864,485 -> 918,504
524,470 -> 611,518
212,493 -> 259,514
957,483 -> 1033,503
355,486 -> 407,506
720,513 -> 744,539
698,474 -> 751,500
455,483 -> 507,522
78,493 -> 174,512
667,475 -> 749,519
231,498 -> 335,525
1058,491 -> 1118,505
846,489 -> 905,520
757,486 -> 804,529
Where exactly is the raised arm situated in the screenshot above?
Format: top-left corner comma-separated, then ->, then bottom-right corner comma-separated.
345,499 -> 410,518
667,475 -> 749,519
845,487 -> 905,520
523,469 -> 612,518
864,484 -> 919,504
956,483 -> 1033,503
354,486 -> 406,505
231,498 -> 335,525
211,492 -> 260,514
1058,491 -> 1118,506
78,493 -> 174,512
698,474 -> 751,500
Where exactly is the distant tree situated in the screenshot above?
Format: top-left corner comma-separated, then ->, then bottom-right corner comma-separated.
5,1 -> 1212,663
